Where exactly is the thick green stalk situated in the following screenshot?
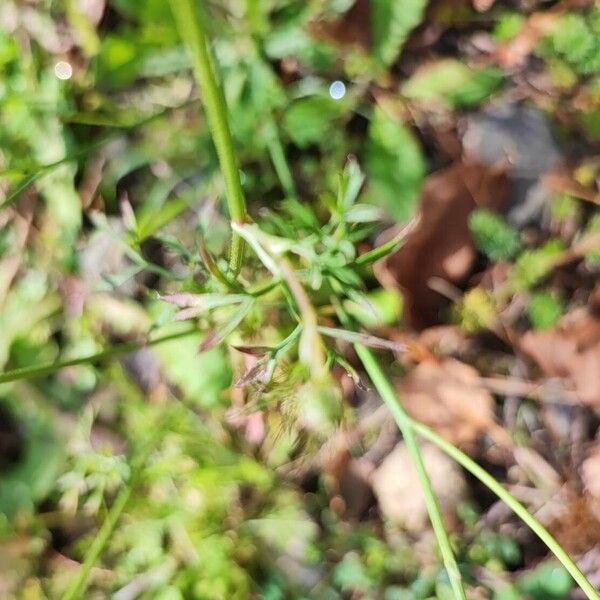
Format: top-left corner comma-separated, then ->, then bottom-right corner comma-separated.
355,344 -> 467,600
0,327 -> 196,384
169,0 -> 247,275
412,420 -> 600,600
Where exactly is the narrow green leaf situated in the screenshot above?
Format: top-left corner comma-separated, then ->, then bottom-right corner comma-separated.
371,0 -> 427,66
365,107 -> 425,223
198,299 -> 253,352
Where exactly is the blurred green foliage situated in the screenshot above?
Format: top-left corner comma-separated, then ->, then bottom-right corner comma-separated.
527,292 -> 564,330
365,107 -> 425,222
0,0 -> 598,597
469,210 -> 522,262
546,11 -> 600,76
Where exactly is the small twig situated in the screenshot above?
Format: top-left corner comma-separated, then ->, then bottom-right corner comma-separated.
479,376 -> 579,404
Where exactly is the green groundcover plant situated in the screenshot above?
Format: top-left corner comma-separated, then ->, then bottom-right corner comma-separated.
1,1 -> 599,599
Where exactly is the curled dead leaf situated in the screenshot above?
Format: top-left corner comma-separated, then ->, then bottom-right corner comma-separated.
400,358 -> 511,448
377,162 -> 508,329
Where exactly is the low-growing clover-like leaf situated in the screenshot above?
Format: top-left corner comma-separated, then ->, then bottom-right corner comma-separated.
510,240 -> 565,290
401,59 -> 504,108
548,12 -> 600,75
282,96 -> 344,148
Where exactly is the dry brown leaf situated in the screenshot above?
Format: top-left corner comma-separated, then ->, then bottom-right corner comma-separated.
371,441 -> 467,533
377,162 -> 508,329
337,458 -> 374,518
582,442 -> 600,502
520,309 -> 600,406
417,325 -> 470,357
548,494 -> 600,556
308,0 -> 372,50
400,358 -> 511,448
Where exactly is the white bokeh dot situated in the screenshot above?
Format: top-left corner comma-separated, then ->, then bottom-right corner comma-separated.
328,80 -> 346,100
54,61 -> 73,80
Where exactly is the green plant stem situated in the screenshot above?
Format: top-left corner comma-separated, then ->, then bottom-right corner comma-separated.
355,236 -> 403,266
360,348 -> 599,600
61,482 -> 132,600
351,318 -> 598,599
411,420 -> 600,600
355,344 -> 467,600
266,125 -> 297,200
0,327 -> 197,384
169,0 -> 247,276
